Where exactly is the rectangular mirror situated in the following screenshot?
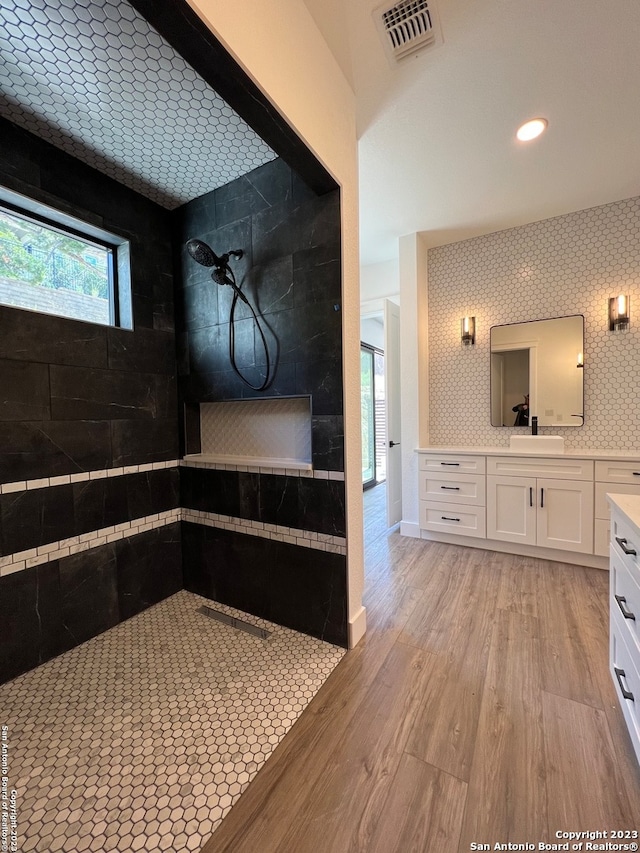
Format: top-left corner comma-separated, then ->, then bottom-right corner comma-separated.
490,315 -> 584,427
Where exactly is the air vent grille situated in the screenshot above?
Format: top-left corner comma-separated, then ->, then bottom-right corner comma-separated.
376,0 -> 437,62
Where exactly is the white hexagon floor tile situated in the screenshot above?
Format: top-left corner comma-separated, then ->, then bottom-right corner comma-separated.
0,591 -> 345,852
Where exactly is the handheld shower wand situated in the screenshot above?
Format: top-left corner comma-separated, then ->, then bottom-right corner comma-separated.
185,237 -> 274,391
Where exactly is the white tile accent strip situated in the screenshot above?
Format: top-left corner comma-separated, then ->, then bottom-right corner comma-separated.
0,459 -> 181,493
0,507 -> 346,578
0,509 -> 181,578
181,508 -> 347,555
0,460 -> 344,494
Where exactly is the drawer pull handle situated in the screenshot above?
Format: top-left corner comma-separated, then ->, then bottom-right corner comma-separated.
440,486 -> 460,490
440,462 -> 460,466
633,472 -> 640,476
616,536 -> 637,556
441,516 -> 460,522
615,595 -> 636,621
614,667 -> 635,702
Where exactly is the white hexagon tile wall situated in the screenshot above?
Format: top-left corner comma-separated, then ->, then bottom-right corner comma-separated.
427,195 -> 640,451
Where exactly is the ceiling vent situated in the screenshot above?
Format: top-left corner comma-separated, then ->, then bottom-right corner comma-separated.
375,0 -> 439,64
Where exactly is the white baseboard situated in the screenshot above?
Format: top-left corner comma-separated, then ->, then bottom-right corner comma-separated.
400,521 -> 420,538
348,606 -> 367,648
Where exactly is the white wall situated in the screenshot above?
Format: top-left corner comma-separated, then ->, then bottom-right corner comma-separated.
187,0 -> 365,646
360,258 -> 399,315
360,316 -> 384,349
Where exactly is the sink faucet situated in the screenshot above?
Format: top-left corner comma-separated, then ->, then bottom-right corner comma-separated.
531,416 -> 538,435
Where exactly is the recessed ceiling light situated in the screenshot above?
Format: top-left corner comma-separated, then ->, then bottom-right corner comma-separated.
516,118 -> 548,142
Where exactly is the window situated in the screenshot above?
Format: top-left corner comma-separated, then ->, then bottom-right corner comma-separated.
361,343 -> 386,489
0,192 -> 131,328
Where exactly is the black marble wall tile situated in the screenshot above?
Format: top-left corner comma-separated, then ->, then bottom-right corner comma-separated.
180,468 -> 345,538
181,466 -> 241,518
181,280 -> 219,330
0,470 -> 179,556
59,546 -> 119,646
126,469 -> 180,520
246,256 -> 294,317
237,471 -> 261,520
73,477 -> 129,536
181,522 -> 347,646
253,301 -> 341,367
153,273 -> 176,333
175,159 -> 346,643
215,158 -> 292,227
107,327 -> 176,375
269,540 -> 347,646
0,306 -> 108,368
292,246 -> 341,306
299,478 -> 346,537
111,420 -> 179,467
50,365 -> 166,421
0,523 -> 183,685
0,360 -> 51,421
251,192 -> 340,268
258,475 -> 300,528
181,522 -> 271,620
311,416 -> 345,472
0,117 -> 179,489
184,402 -> 201,455
0,561 -> 65,685
1,485 -> 75,555
295,359 -> 343,416
0,420 -> 112,483
116,522 -> 182,621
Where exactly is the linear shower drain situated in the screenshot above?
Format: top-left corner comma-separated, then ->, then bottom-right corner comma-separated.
197,605 -> 271,639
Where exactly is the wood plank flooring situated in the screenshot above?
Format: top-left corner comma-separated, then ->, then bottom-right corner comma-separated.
202,484 -> 640,853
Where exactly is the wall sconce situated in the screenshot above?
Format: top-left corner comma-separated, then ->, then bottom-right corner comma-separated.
461,316 -> 476,346
576,352 -> 584,368
609,295 -> 630,331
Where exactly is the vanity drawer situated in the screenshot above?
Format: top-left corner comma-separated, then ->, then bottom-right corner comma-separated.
610,613 -> 640,766
596,460 -> 640,485
419,473 -> 485,506
487,456 -> 594,481
611,547 -> 640,654
418,454 -> 486,475
595,483 -> 640,519
612,512 -> 640,576
420,501 -> 486,538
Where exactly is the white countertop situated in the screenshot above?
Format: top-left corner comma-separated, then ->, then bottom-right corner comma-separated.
607,494 -> 640,536
416,446 -> 640,462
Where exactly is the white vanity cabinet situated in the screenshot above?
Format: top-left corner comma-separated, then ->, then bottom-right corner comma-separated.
594,461 -> 640,556
609,495 -> 640,766
418,453 -> 486,538
486,456 -> 594,554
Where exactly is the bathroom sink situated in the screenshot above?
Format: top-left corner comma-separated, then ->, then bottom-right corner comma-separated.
509,435 -> 565,453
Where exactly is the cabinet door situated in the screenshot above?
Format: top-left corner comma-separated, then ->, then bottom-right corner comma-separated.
487,475 -> 537,545
536,478 -> 594,553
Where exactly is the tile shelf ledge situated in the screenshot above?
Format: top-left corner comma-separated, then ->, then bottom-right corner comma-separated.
182,453 -> 313,471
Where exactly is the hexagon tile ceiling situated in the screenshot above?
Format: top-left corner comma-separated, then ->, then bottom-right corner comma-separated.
0,0 -> 278,208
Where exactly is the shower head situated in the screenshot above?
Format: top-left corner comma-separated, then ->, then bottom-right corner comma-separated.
186,239 -> 220,267
186,239 -> 244,269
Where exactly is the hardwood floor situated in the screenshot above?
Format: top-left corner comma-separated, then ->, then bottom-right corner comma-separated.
202,484 -> 640,852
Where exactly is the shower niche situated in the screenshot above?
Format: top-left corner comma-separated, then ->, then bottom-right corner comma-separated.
184,397 -> 313,470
